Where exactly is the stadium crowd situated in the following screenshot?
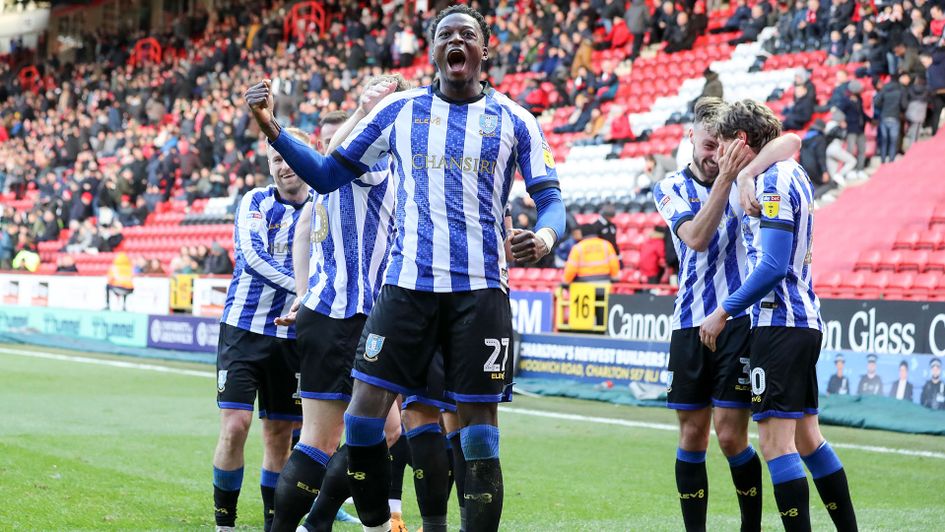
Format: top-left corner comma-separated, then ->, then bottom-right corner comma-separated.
0,0 -> 943,275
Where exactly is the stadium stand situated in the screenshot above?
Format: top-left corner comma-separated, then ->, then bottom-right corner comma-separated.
1,0 -> 944,300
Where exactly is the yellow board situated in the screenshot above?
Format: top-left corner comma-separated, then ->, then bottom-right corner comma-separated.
170,274 -> 196,311
569,282 -> 597,331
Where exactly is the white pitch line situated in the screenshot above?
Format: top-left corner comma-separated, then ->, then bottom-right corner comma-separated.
499,407 -> 945,460
4,347 -> 945,460
0,348 -> 214,379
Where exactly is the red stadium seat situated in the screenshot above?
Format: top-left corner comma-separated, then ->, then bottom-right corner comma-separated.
884,272 -> 915,298
916,231 -> 944,250
853,250 -> 881,271
926,251 -> 945,272
876,250 -> 903,271
913,272 -> 942,292
897,250 -> 929,272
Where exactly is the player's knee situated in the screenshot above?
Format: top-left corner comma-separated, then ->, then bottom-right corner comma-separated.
716,429 -> 748,457
402,404 -> 439,430
262,420 -> 294,447
460,424 -> 500,461
678,421 -> 710,450
220,411 -> 252,442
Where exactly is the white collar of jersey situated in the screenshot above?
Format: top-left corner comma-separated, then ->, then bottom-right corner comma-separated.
431,79 -> 491,105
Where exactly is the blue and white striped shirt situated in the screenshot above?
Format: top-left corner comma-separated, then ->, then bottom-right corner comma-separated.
222,186 -> 310,338
743,160 -> 823,330
333,82 -> 559,293
301,159 -> 397,318
654,166 -> 749,330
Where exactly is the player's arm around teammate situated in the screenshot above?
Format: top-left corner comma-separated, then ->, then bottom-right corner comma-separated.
703,100 -> 857,532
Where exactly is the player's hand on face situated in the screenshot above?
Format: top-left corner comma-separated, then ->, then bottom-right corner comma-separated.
244,80 -> 274,125
699,307 -> 729,352
359,80 -> 397,114
510,229 -> 550,264
717,138 -> 751,184
274,299 -> 300,327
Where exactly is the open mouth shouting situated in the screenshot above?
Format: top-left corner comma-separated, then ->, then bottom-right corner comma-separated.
446,48 -> 468,76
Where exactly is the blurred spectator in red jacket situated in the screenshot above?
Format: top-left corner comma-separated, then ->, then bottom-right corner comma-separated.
639,226 -> 667,284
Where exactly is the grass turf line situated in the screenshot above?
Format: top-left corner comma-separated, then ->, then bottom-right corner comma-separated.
1,345 -> 943,530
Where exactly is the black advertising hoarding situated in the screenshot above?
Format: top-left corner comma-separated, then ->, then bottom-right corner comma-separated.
606,294 -> 945,357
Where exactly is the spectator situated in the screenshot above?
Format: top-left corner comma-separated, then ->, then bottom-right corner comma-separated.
826,30 -> 847,65
873,75 -> 907,163
922,48 -> 945,135
144,259 -> 166,274
700,69 -> 723,100
0,225 -> 15,269
800,119 -> 831,193
592,203 -> 620,259
664,11 -> 697,53
625,0 -> 651,59
553,93 -> 596,134
521,79 -> 550,116
825,109 -> 856,185
594,62 -> 620,104
782,83 -> 816,130
562,224 -> 620,284
37,211 -> 60,242
729,4 -> 768,45
105,252 -> 134,311
712,0 -> 752,34
554,225 -> 584,268
394,26 -> 420,67
838,79 -> 869,177
650,1 -> 677,44
12,238 -> 40,272
204,242 -> 234,275
903,72 -> 929,150
638,226 -> 667,284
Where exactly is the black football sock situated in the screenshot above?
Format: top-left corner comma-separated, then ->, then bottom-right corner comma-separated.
388,432 -> 410,509
407,424 -> 450,532
675,449 -> 708,532
461,425 -> 503,532
302,446 -> 351,532
213,466 -> 243,527
448,430 -> 468,532
260,468 -> 279,532
769,453 -> 811,532
727,445 -> 763,532
803,441 -> 857,532
345,413 -> 391,529
271,444 -> 329,532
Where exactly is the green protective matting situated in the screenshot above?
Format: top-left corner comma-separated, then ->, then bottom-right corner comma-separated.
0,331 -> 215,365
514,377 -> 945,436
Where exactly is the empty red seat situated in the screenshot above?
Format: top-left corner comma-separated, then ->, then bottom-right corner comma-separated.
926,251 -> 945,272
914,272 -> 942,292
540,269 -> 560,282
863,272 -> 890,291
916,231 -> 944,250
876,250 -> 902,271
884,272 -> 915,298
898,250 -> 929,272
853,250 -> 881,271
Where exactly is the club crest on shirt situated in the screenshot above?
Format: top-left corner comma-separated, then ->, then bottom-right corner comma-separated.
311,203 -> 329,243
363,333 -> 385,361
217,370 -> 228,392
761,194 -> 781,218
479,114 -> 498,136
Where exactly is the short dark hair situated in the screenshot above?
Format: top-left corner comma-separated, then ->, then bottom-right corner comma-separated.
717,99 -> 783,151
692,97 -> 727,137
319,110 -> 349,127
430,4 -> 491,46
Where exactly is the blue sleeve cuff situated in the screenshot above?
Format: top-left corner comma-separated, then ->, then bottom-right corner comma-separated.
532,187 -> 566,241
269,130 -> 358,194
722,227 -> 793,316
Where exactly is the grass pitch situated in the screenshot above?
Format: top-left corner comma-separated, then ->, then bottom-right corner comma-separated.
1,343 -> 944,531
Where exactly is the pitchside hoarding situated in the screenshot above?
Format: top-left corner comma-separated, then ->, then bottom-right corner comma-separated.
0,305 -> 148,347
147,315 -> 220,353
509,290 -> 554,334
519,294 -> 945,408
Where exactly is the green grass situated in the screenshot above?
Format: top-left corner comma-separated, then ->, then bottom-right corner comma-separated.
2,343 -> 944,531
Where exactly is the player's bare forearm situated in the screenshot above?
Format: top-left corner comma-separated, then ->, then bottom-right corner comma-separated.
292,204 -> 312,296
327,108 -> 366,153
739,133 -> 801,179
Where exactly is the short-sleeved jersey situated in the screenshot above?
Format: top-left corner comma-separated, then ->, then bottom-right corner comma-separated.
222,186 -> 311,338
654,166 -> 748,330
742,160 -> 823,331
301,157 -> 396,318
333,81 -> 559,293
